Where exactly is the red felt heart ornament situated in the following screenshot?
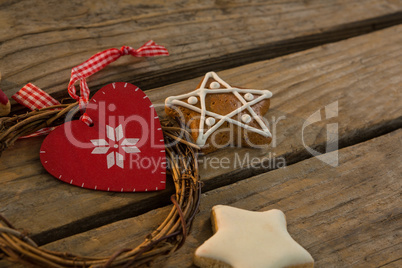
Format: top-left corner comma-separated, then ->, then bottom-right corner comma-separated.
40,82 -> 166,192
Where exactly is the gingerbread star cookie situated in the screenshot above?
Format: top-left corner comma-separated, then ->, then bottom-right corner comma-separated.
194,205 -> 314,268
165,72 -> 272,154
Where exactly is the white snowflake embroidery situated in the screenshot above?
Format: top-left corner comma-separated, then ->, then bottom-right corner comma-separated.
90,124 -> 140,169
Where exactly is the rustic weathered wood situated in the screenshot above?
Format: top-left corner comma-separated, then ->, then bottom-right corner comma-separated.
1,24 -> 402,247
1,0 -> 402,111
36,128 -> 402,268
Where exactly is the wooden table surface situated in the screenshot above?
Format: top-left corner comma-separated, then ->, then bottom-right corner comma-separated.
1,1 -> 402,267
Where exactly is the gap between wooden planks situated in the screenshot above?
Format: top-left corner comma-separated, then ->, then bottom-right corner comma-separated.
1,0 -> 402,112
38,128 -> 402,268
1,24 -> 402,246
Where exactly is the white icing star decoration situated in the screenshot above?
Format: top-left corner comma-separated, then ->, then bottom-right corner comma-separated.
194,205 -> 314,268
165,72 -> 273,153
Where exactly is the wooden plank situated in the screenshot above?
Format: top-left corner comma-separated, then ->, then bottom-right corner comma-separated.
36,128 -> 402,268
151,23 -> 402,188
1,24 -> 402,245
1,0 -> 402,109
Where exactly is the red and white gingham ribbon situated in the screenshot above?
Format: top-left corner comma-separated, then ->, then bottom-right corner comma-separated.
12,83 -> 62,137
68,40 -> 168,110
12,40 -> 169,135
12,83 -> 61,110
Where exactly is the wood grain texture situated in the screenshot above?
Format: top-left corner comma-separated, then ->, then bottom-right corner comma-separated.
38,128 -> 402,268
1,0 -> 402,108
1,24 -> 402,246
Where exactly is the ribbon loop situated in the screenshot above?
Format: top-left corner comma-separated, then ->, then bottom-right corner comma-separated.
67,40 -> 168,108
78,98 -> 87,111
12,40 -> 168,137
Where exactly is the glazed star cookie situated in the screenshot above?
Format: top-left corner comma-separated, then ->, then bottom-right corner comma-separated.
165,72 -> 272,154
194,205 -> 314,268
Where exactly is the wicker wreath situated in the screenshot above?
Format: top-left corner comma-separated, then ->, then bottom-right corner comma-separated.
0,102 -> 201,267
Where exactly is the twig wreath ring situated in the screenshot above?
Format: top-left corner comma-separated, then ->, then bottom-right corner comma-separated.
0,41 -> 202,267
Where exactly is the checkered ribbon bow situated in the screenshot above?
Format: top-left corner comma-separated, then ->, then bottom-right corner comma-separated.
68,40 -> 168,110
12,40 -> 169,136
